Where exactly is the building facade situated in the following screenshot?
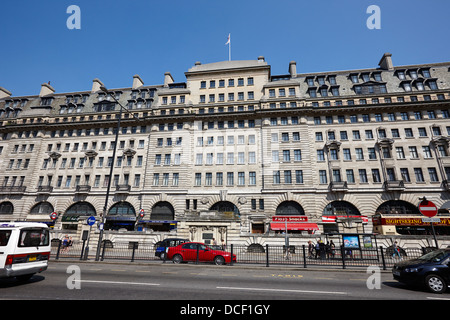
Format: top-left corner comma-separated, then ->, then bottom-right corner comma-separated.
1,53 -> 450,244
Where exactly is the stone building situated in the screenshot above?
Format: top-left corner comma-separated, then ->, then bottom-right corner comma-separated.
0,53 -> 449,245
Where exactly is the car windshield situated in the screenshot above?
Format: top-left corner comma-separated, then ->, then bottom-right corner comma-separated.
417,250 -> 449,263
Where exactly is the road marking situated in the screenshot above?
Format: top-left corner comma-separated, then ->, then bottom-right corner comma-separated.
76,280 -> 160,286
217,286 -> 347,295
427,296 -> 450,300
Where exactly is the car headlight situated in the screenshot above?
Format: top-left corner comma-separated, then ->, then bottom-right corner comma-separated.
405,267 -> 419,273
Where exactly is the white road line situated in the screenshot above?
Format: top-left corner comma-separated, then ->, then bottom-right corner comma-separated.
217,286 -> 347,295
427,296 -> 450,300
75,280 -> 160,286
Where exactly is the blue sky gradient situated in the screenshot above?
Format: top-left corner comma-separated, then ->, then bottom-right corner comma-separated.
1,0 -> 449,96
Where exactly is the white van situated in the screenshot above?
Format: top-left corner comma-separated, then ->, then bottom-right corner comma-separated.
0,222 -> 51,281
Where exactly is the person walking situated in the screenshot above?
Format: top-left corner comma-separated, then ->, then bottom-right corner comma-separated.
392,241 -> 402,259
307,240 -> 314,259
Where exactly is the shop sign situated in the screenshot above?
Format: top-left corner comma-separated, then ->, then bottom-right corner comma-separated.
272,216 -> 308,222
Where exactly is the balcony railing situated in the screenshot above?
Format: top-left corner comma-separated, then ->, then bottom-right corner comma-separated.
383,180 -> 405,191
0,186 -> 26,194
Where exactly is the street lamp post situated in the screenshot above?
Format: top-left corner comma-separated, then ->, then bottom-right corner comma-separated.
95,85 -> 138,261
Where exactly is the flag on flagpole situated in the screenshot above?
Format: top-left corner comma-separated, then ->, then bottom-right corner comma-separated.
225,33 -> 231,61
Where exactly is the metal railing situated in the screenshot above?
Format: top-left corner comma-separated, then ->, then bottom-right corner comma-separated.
50,239 -> 431,270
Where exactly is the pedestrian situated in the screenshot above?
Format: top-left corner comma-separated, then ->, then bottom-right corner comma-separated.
329,240 -> 336,258
392,241 -> 402,259
315,241 -> 320,259
319,240 -> 326,259
62,235 -> 69,252
307,240 -> 314,259
212,238 -> 217,246
221,239 -> 226,250
325,241 -> 331,259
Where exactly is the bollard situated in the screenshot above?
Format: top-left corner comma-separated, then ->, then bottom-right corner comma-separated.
131,242 -> 137,262
55,239 -> 62,260
230,244 -> 234,266
380,246 -> 386,270
266,244 -> 269,267
302,245 -> 307,268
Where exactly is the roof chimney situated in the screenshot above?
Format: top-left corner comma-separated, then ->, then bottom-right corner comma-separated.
0,87 -> 12,99
378,52 -> 394,70
40,82 -> 55,97
91,78 -> 104,93
164,72 -> 174,87
132,74 -> 144,89
289,61 -> 297,78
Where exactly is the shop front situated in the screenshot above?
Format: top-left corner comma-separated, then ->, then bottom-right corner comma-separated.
270,216 -> 319,234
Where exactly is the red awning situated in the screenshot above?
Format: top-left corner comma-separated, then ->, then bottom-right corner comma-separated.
270,222 -> 319,231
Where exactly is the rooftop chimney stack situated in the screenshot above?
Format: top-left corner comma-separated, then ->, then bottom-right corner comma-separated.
0,87 -> 12,99
378,52 -> 394,70
164,72 -> 174,87
39,82 -> 55,97
91,78 -> 104,93
132,74 -> 144,89
289,61 -> 297,78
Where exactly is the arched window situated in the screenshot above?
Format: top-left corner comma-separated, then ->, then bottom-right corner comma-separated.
322,201 -> 360,216
65,202 -> 96,218
151,201 -> 175,220
30,202 -> 54,215
376,200 -> 420,215
0,201 -> 13,214
276,201 -> 305,215
108,202 -> 135,216
210,201 -> 240,216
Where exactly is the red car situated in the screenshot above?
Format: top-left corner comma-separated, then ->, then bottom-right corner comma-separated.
167,242 -> 236,265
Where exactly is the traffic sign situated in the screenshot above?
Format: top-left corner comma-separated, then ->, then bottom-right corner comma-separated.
418,200 -> 438,218
49,212 -> 58,220
86,216 -> 96,226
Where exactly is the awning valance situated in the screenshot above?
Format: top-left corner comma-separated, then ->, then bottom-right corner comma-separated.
270,222 -> 319,231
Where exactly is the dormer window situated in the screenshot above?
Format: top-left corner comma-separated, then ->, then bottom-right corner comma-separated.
40,97 -> 53,106
317,77 -> 325,85
409,70 -> 418,79
362,73 -> 370,82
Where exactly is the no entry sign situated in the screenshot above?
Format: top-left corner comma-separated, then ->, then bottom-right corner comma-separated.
418,200 -> 438,218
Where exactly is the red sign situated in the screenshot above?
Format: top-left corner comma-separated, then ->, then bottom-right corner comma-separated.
49,212 -> 58,220
272,216 -> 308,222
418,200 -> 438,218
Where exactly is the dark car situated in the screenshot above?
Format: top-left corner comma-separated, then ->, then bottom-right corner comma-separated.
154,238 -> 188,260
167,242 -> 236,265
392,249 -> 450,294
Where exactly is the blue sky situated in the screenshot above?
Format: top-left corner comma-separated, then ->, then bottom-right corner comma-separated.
1,0 -> 449,96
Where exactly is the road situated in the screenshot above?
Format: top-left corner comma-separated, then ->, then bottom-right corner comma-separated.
1,261 -> 448,306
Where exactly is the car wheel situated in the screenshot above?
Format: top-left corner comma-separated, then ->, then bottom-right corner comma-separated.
425,274 -> 447,294
214,256 -> 225,265
172,254 -> 183,264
